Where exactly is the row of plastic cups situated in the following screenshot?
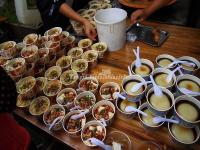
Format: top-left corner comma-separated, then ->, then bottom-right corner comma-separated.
115,94 -> 200,145
156,54 -> 200,74
123,71 -> 200,103
138,95 -> 200,145
119,76 -> 200,122
67,42 -> 107,61
43,99 -> 116,143
131,56 -> 200,82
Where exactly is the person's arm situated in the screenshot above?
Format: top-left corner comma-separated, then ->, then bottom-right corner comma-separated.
131,0 -> 173,24
59,3 -> 96,40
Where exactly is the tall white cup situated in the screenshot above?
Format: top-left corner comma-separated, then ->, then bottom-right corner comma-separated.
94,8 -> 127,51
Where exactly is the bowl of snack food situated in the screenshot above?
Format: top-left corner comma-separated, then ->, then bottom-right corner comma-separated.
100,82 -> 120,102
16,76 -> 36,99
92,100 -> 115,125
21,45 -> 39,64
91,42 -> 107,59
60,70 -> 79,88
67,47 -> 83,61
138,102 -> 165,130
43,80 -> 62,101
168,118 -> 200,145
46,27 -> 62,42
156,54 -> 176,69
152,68 -> 176,90
45,66 -> 62,81
116,96 -> 141,118
105,131 -> 132,150
38,48 -> 49,65
0,56 -> 8,68
173,95 -> 200,128
43,104 -> 65,131
45,41 -> 60,55
71,59 -> 88,76
178,56 -> 200,75
36,77 -> 47,95
78,39 -> 93,51
131,59 -> 154,81
56,56 -> 72,71
0,41 -> 17,59
56,88 -> 77,109
121,75 -> 147,102
29,96 -> 50,117
5,57 -> 26,76
63,110 -> 87,137
74,91 -> 96,113
146,87 -> 174,116
176,74 -> 200,98
23,33 -> 38,46
78,76 -> 99,94
81,120 -> 106,147
16,94 -> 32,110
81,50 -> 98,68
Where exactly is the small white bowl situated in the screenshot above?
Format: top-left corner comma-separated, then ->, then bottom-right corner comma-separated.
168,118 -> 200,146
43,104 -> 65,131
78,76 -> 99,94
67,47 -> 83,61
23,33 -> 38,46
63,110 -> 86,137
99,82 -> 120,102
176,74 -> 200,98
146,87 -> 174,116
45,66 -> 62,81
152,68 -> 176,90
56,88 -> 77,109
173,95 -> 200,128
121,75 -> 147,102
60,70 -> 79,88
131,58 -> 154,81
74,91 -> 96,113
156,54 -> 177,69
92,100 -> 115,126
138,102 -> 165,130
81,120 -> 106,147
178,56 -> 200,75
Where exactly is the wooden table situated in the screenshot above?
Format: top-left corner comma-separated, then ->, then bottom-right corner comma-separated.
15,21 -> 200,150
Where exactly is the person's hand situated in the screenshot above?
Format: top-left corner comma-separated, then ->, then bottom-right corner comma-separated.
131,9 -> 149,24
82,19 -> 97,41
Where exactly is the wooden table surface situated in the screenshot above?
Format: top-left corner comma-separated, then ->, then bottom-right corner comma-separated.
15,21 -> 200,150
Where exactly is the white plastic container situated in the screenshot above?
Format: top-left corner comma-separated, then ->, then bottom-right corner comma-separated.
14,0 -> 42,25
94,8 -> 127,52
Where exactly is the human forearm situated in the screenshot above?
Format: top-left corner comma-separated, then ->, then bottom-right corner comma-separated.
59,3 -> 87,24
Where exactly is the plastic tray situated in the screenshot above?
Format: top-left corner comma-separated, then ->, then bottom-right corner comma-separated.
126,23 -> 169,47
